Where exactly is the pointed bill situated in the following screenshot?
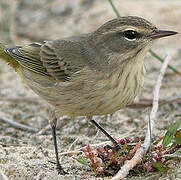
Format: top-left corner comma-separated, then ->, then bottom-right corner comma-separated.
151,29 -> 178,39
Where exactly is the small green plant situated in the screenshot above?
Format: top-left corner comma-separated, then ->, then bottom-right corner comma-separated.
76,120 -> 181,176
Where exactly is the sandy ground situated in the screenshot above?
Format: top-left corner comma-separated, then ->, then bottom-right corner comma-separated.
0,0 -> 181,179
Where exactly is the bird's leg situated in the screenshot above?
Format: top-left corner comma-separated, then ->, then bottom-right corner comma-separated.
49,111 -> 68,175
87,116 -> 121,150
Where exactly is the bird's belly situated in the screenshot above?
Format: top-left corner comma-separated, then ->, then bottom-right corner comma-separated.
22,65 -> 145,117
56,68 -> 144,117
89,79 -> 141,115
54,87 -> 136,117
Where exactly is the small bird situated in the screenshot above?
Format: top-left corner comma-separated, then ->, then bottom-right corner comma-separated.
0,16 -> 177,174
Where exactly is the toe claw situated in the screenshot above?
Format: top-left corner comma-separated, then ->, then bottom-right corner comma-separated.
104,144 -> 122,152
49,160 -> 68,175
57,164 -> 68,175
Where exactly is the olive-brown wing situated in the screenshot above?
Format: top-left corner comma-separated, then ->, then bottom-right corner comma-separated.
5,41 -> 86,81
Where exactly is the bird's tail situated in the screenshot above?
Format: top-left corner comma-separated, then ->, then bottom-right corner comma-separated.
0,43 -> 19,71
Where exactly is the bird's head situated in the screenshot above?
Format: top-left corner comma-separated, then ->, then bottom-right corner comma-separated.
91,16 -> 177,64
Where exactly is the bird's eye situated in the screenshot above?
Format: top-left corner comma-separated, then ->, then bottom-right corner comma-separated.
124,30 -> 137,40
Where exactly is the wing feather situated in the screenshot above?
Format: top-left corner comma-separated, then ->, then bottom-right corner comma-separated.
5,43 -> 50,76
5,38 -> 88,81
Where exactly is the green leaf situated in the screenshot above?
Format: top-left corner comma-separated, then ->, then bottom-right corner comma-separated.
76,157 -> 90,167
152,161 -> 169,171
162,119 -> 181,148
172,137 -> 181,144
163,148 -> 181,158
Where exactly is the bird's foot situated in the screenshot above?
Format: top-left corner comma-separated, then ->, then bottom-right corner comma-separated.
104,143 -> 122,152
49,160 -> 68,175
56,164 -> 68,175
114,143 -> 122,151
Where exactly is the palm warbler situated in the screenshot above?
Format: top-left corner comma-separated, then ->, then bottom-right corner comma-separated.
0,16 -> 177,174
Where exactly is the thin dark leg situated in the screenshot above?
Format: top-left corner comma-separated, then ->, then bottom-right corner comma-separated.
51,125 -> 68,175
90,119 -> 121,149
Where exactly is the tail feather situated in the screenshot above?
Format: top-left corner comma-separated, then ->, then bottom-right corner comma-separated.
0,43 -> 20,71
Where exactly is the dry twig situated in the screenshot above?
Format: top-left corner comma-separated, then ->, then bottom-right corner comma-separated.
0,117 -> 39,133
112,54 -> 172,179
33,124 -> 51,136
127,96 -> 181,109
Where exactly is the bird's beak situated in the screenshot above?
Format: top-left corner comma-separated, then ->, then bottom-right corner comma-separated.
151,29 -> 178,39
